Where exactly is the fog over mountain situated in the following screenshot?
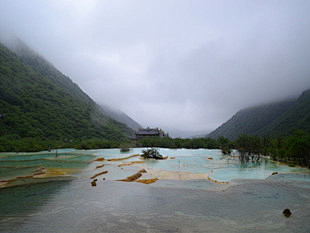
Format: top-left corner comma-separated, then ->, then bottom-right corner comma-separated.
1,0 -> 310,137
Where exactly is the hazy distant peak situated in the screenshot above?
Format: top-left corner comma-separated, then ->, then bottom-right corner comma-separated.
100,103 -> 141,131
208,88 -> 310,140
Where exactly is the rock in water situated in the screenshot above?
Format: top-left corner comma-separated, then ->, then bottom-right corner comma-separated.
283,208 -> 292,218
91,180 -> 97,186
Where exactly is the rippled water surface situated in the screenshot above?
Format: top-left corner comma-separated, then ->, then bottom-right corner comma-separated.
0,148 -> 309,232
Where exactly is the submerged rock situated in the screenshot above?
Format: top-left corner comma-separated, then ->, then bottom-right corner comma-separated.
91,180 -> 97,186
283,208 -> 292,218
272,172 -> 278,175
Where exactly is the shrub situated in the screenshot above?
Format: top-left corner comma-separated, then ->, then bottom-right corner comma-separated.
141,148 -> 163,159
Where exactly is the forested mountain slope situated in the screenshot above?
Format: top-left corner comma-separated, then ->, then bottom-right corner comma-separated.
7,38 -> 141,131
259,89 -> 310,137
6,38 -> 91,103
0,42 -> 132,146
208,99 -> 296,140
100,104 -> 141,131
208,88 -> 310,140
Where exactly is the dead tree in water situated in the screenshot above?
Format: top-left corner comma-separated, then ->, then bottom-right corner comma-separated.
236,135 -> 262,163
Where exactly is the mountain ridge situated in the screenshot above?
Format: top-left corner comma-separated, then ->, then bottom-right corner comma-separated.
6,37 -> 142,131
208,89 -> 310,140
99,104 -> 141,131
0,40 -> 133,147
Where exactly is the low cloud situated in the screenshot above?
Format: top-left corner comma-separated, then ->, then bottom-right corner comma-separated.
1,0 -> 310,135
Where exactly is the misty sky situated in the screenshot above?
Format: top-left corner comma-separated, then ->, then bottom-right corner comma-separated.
1,0 -> 310,136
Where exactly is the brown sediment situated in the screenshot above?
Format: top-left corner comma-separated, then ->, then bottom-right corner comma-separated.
0,168 -> 48,186
0,181 -> 8,186
170,157 -> 176,159
90,171 -> 108,179
94,157 -> 105,161
118,169 -> 147,182
136,178 -> 159,184
163,156 -> 168,160
32,166 -> 47,176
96,164 -> 105,169
0,167 -> 81,187
107,154 -> 140,162
33,171 -> 46,176
208,157 -> 213,160
207,170 -> 228,184
33,166 -> 45,172
34,167 -> 79,178
118,161 -> 145,167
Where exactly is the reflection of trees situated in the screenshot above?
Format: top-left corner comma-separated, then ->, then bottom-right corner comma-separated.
236,134 -> 262,166
239,155 -> 262,168
0,179 -> 72,217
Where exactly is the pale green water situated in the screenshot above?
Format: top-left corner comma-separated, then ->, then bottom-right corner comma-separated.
1,148 -> 310,232
1,148 -> 310,185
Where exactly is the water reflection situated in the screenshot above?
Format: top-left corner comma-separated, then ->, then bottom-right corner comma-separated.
239,157 -> 262,168
1,148 -> 310,187
0,179 -> 309,233
0,151 -> 94,187
0,148 -> 310,232
0,179 -> 73,216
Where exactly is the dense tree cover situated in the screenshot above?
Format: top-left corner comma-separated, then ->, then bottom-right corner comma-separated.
136,137 -> 220,149
100,104 -> 141,131
208,89 -> 310,140
0,42 -> 132,152
71,137 -> 225,151
208,100 -> 295,140
7,39 -> 141,132
235,130 -> 310,167
261,89 -> 310,137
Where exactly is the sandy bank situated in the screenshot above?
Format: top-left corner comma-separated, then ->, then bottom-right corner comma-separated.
107,154 -> 140,162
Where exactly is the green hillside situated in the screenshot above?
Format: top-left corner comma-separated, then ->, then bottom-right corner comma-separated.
8,38 -> 142,132
0,42 -> 132,151
207,96 -> 306,140
208,100 -> 296,140
259,89 -> 310,137
100,104 -> 141,131
7,38 -> 91,103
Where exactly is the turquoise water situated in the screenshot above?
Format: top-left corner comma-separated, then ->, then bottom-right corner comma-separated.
0,148 -> 310,232
1,148 -> 310,186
